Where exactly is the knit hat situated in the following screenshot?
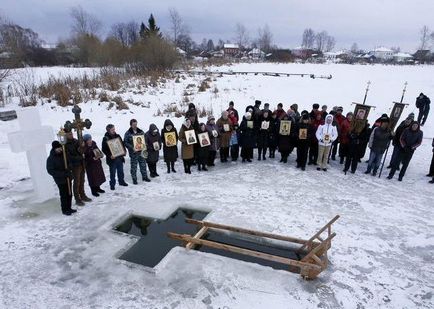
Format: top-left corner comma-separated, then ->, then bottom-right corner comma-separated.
83,134 -> 92,141
407,113 -> 415,120
52,141 -> 62,149
208,115 -> 215,121
379,116 -> 390,123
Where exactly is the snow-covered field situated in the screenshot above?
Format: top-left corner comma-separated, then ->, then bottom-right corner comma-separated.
0,63 -> 433,308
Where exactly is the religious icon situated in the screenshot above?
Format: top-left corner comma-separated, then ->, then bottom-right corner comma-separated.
393,107 -> 402,118
198,132 -> 210,147
356,109 -> 366,120
153,141 -> 160,151
211,129 -> 218,137
185,129 -> 197,145
107,137 -> 126,158
164,132 -> 177,147
299,128 -> 307,140
223,124 -> 230,132
324,134 -> 330,142
93,148 -> 104,159
133,135 -> 146,152
261,121 -> 270,130
279,120 -> 291,135
247,121 -> 254,129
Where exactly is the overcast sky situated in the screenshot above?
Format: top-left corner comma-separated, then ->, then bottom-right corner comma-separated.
1,0 -> 434,52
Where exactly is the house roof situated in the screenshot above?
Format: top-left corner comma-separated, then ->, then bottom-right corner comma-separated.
372,47 -> 393,52
224,44 -> 239,49
393,52 -> 413,58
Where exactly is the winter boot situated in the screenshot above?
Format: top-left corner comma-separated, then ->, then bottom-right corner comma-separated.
171,162 -> 176,173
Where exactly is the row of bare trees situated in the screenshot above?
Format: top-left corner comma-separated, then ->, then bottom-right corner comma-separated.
301,28 -> 336,52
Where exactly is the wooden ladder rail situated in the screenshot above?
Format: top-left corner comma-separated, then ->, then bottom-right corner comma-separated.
186,218 -> 311,245
296,215 -> 340,254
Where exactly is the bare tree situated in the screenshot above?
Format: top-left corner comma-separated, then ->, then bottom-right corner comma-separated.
257,24 -> 273,52
325,35 -> 336,52
110,21 -> 139,46
234,23 -> 249,49
70,5 -> 102,37
419,25 -> 430,50
315,31 -> 328,52
168,8 -> 189,47
301,28 -> 315,49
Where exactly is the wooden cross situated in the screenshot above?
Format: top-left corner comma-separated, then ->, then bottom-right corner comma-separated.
64,105 -> 92,142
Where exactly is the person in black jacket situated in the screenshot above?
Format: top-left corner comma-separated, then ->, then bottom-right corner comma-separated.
161,119 -> 178,173
46,141 -> 76,216
102,124 -> 128,190
387,114 -> 413,170
124,119 -> 151,184
257,110 -> 271,160
296,114 -> 311,171
388,121 -> 423,181
240,112 -> 255,162
427,138 -> 434,181
268,112 -> 279,158
64,128 -> 91,206
416,93 -> 430,125
343,120 -> 369,174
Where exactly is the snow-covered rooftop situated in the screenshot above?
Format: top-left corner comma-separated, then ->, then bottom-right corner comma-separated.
224,43 -> 239,49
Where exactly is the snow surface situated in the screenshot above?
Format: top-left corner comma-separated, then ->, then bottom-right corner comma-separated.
0,63 -> 433,308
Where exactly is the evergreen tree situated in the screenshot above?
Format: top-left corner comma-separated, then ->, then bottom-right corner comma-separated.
140,14 -> 162,40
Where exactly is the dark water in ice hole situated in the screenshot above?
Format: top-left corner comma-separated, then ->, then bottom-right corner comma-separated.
114,208 -> 303,271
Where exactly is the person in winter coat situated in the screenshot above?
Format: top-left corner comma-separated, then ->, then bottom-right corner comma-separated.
197,123 -> 210,171
343,120 -> 369,174
240,112 -> 255,162
145,124 -> 162,178
161,119 -> 178,174
416,92 -> 430,125
257,110 -> 271,160
65,129 -> 91,206
296,114 -> 311,171
388,121 -> 423,181
364,116 -> 393,176
206,116 -> 219,166
290,104 -> 301,122
83,134 -> 106,196
387,114 -> 414,170
315,114 -> 338,171
308,111 -> 323,165
309,103 -> 320,120
321,105 -> 328,120
124,119 -> 151,184
230,123 -> 240,161
427,138 -> 434,178
216,111 -> 233,162
277,114 -> 292,163
268,112 -> 279,158
275,103 -> 286,120
228,103 -> 238,122
179,118 -> 195,173
102,124 -> 128,190
331,106 -> 345,161
46,141 -> 76,216
339,112 -> 353,164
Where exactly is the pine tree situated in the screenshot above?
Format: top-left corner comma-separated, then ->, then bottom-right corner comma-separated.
140,14 -> 162,40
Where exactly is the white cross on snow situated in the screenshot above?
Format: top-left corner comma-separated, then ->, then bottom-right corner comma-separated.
7,107 -> 55,201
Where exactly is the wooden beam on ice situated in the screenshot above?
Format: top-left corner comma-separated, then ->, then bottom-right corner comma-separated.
185,219 -> 311,245
186,226 -> 208,250
296,215 -> 340,254
167,232 -> 322,272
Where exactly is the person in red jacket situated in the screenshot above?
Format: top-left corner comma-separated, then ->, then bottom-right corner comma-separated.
338,112 -> 353,164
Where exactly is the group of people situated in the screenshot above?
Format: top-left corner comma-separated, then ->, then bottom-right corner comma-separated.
47,96 -> 431,216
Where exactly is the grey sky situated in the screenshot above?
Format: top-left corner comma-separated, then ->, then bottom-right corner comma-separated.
1,0 -> 433,52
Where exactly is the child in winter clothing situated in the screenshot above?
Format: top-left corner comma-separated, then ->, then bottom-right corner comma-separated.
315,114 -> 338,171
